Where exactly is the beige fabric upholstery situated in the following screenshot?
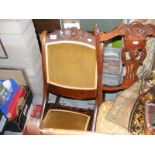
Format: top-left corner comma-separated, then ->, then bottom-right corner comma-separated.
96,101 -> 131,135
106,80 -> 142,129
42,109 -> 90,131
46,43 -> 97,89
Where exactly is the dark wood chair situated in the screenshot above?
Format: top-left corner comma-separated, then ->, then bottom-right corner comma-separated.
39,28 -> 102,131
94,21 -> 155,94
94,21 -> 155,134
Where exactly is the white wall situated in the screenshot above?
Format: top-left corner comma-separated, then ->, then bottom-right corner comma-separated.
0,19 -> 43,100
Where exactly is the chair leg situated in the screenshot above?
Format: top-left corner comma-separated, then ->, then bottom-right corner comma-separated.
91,105 -> 98,132
55,96 -> 61,108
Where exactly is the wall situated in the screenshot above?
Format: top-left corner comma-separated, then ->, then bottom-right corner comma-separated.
0,19 -> 43,101
61,19 -> 123,32
80,19 -> 123,32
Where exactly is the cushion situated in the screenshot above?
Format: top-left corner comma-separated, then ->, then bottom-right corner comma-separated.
139,71 -> 155,131
146,102 -> 155,129
128,96 -> 146,135
128,71 -> 155,134
106,80 -> 142,129
143,85 -> 155,130
96,101 -> 130,134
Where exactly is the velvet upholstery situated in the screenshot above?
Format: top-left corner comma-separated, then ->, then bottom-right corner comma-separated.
46,42 -> 97,89
42,109 -> 90,131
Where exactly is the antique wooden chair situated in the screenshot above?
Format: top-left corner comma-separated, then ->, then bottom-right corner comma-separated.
39,28 -> 102,131
94,21 -> 155,93
94,21 -> 155,134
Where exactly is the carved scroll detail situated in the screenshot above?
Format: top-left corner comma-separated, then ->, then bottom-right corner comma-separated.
46,28 -> 95,46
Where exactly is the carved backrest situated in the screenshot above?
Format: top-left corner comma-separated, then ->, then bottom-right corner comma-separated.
41,28 -> 99,95
95,21 -> 155,91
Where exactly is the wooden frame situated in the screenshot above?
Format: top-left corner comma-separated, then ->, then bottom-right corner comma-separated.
25,123 -> 105,135
40,28 -> 103,131
95,21 -> 155,93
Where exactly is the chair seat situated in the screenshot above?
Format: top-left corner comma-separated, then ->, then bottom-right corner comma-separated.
42,109 -> 90,131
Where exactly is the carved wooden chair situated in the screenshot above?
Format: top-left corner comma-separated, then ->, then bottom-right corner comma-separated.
94,21 -> 155,134
95,21 -> 155,93
39,28 -> 102,132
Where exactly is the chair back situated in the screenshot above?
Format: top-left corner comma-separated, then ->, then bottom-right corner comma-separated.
95,21 -> 155,91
